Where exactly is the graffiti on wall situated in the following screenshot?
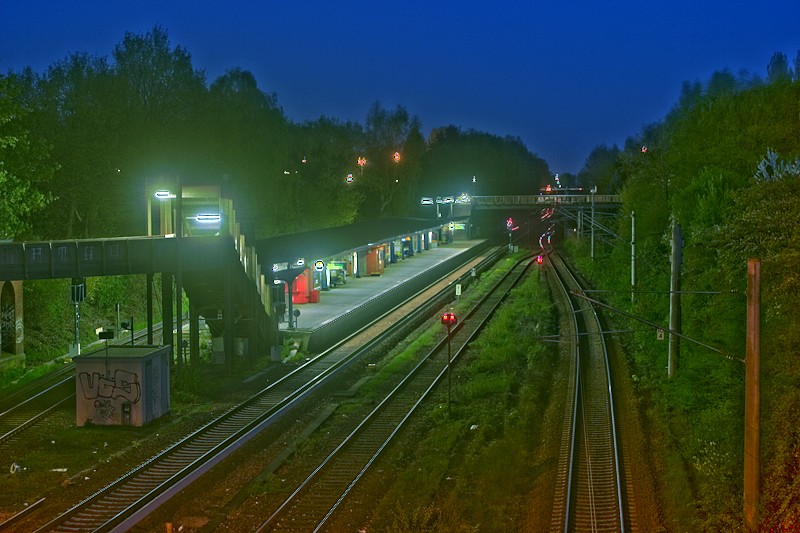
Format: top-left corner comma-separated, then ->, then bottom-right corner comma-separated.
15,318 -> 23,345
0,301 -> 14,352
94,399 -> 117,422
78,369 -> 141,403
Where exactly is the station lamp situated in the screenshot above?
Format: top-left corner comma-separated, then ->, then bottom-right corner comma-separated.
195,213 -> 221,223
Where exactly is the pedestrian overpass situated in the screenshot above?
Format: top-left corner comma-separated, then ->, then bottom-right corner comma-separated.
471,194 -> 621,209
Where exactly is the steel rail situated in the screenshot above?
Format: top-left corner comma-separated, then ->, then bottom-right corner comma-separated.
549,250 -> 625,532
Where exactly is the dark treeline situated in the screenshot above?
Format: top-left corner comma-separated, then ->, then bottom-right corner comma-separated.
572,50 -> 800,529
0,25 -> 549,242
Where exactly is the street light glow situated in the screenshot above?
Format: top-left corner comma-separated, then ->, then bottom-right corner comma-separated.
154,190 -> 175,199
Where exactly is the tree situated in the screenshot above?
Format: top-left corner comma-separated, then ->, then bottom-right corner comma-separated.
204,68 -> 288,235
794,50 -> 800,82
767,51 -> 791,84
112,26 -> 205,131
284,117 -> 364,231
26,53 -> 124,238
706,69 -> 738,98
0,74 -> 54,239
361,102 -> 421,217
422,127 -> 549,197
112,26 -> 208,213
577,144 -> 621,193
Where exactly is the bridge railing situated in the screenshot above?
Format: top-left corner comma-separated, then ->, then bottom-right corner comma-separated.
220,198 -> 269,313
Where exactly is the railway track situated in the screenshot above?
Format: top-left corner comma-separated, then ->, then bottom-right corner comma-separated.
25,247 -> 506,532
547,249 -> 627,532
256,254 -> 536,532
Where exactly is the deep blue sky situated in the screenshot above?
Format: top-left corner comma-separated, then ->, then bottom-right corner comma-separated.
2,1 -> 798,174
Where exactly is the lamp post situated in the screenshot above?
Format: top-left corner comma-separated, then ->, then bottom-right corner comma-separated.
70,277 -> 85,356
441,311 -> 457,415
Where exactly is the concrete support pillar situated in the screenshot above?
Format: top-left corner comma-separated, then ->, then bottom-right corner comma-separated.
146,273 -> 154,345
190,300 -> 200,364
224,263 -> 235,372
161,272 -> 173,364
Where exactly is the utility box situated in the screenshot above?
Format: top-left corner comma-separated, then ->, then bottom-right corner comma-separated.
75,345 -> 171,427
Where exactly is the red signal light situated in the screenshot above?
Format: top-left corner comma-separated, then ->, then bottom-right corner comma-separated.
536,255 -> 544,264
441,312 -> 457,327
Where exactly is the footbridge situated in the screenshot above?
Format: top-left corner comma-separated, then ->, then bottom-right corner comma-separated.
472,194 -> 621,209
0,230 -> 272,369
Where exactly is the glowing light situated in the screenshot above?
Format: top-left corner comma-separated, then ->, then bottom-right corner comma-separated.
154,190 -> 175,199
441,312 -> 457,327
195,214 -> 221,223
393,151 -> 401,163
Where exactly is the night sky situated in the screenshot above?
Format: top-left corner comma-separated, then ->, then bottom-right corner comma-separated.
2,1 -> 798,174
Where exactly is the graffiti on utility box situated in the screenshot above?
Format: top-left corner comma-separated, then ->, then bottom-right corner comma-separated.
78,369 -> 141,403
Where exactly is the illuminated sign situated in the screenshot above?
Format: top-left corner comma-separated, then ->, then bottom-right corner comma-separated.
314,260 -> 325,271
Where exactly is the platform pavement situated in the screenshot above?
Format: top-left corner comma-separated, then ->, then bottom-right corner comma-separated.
282,239 -> 486,331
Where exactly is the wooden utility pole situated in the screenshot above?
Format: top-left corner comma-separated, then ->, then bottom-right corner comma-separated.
668,222 -> 682,378
744,258 -> 761,531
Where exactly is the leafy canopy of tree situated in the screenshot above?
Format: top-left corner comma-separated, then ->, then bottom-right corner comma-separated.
423,125 -> 549,197
0,74 -> 54,239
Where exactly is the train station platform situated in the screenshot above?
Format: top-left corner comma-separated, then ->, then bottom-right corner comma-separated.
282,239 -> 485,332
